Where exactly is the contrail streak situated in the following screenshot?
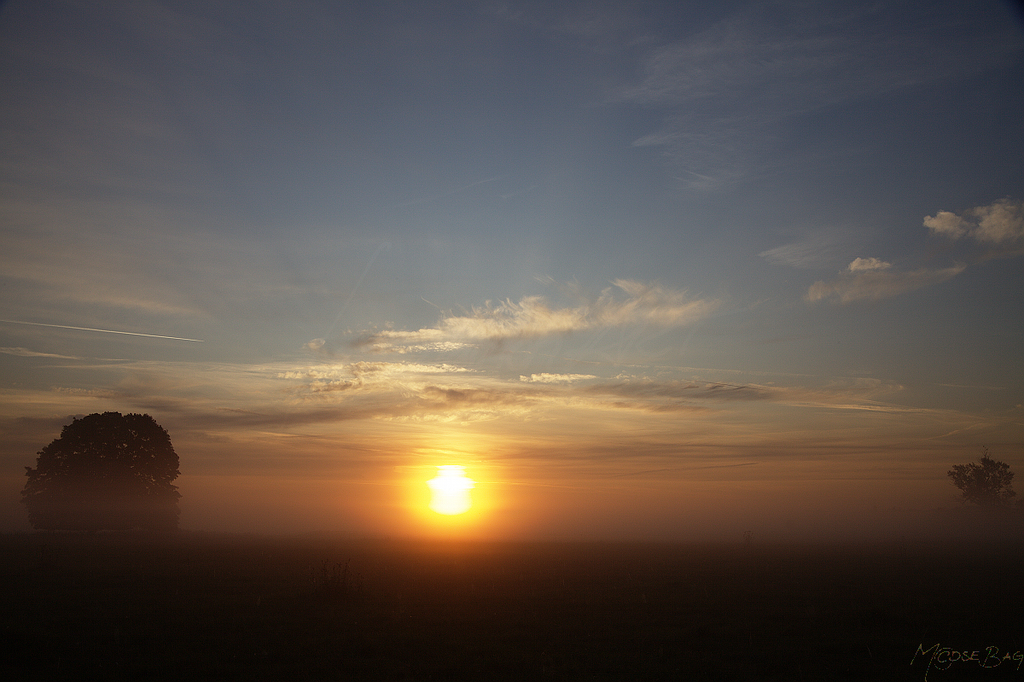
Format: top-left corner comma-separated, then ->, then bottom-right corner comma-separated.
323,240 -> 388,340
0,319 -> 204,342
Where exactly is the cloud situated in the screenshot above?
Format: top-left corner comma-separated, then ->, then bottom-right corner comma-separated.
348,361 -> 472,376
280,361 -> 475,395
385,342 -> 476,355
0,348 -> 947,479
804,198 -> 1022,304
520,373 -> 597,384
356,280 -> 719,352
925,198 -> 1024,244
847,257 -> 891,272
759,230 -> 858,270
0,347 -> 81,359
272,361 -> 914,425
418,385 -> 535,411
922,211 -> 968,239
576,375 -> 911,415
593,377 -> 778,399
972,199 -> 1024,243
615,3 -> 1020,188
806,265 -> 965,303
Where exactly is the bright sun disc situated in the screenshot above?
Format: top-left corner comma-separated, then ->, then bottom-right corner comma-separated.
427,465 -> 475,515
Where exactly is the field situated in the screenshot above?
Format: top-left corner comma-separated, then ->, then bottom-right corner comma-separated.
0,533 -> 1021,681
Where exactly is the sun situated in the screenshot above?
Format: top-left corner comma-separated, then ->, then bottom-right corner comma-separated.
426,465 -> 475,515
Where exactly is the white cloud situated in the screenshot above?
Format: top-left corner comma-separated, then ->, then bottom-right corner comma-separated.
925,198 -> 1024,243
279,361 -> 471,382
520,373 -> 597,384
847,257 -> 891,272
350,361 -> 472,376
971,198 -> 1024,243
923,210 -> 968,239
357,280 -> 719,351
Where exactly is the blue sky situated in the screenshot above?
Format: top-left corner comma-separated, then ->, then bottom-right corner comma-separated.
1,0 -> 1022,538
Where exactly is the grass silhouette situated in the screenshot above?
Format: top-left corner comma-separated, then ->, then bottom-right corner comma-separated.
0,533 -> 1020,680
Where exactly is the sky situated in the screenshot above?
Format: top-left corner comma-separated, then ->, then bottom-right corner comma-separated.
1,0 -> 1022,540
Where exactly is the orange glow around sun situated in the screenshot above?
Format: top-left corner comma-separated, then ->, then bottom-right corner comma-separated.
427,465 -> 475,515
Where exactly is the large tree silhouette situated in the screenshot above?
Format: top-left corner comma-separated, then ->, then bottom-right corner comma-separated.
947,447 -> 1016,509
22,412 -> 181,530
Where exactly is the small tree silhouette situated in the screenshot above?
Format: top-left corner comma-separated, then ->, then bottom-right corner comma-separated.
947,447 -> 1016,509
22,412 -> 181,530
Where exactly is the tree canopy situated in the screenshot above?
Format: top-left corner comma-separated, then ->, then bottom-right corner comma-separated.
947,447 -> 1016,509
22,412 -> 181,531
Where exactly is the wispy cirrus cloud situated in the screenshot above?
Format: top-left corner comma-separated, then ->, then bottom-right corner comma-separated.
583,375 -> 908,414
353,279 -> 719,352
616,2 -> 1021,188
805,262 -> 965,304
758,228 -> 860,270
270,360 -> 915,424
0,347 -> 81,359
1,349 -> 968,488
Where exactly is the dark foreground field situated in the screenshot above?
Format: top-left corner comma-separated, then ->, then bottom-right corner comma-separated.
0,533 -> 1021,681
